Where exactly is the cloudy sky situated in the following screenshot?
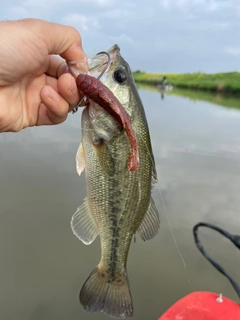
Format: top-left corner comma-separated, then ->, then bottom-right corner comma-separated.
1,0 -> 240,73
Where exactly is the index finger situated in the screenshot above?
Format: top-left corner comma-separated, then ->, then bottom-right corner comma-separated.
45,55 -> 68,79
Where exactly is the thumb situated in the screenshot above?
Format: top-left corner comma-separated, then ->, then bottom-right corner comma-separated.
24,18 -> 87,62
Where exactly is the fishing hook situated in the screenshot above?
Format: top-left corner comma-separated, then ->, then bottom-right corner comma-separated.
72,51 -> 111,114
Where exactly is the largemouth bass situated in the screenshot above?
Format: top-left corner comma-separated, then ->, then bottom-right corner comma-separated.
69,44 -> 160,318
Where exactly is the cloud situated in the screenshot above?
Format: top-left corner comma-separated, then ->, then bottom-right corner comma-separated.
213,22 -> 229,29
94,0 -> 116,6
205,1 -> 218,12
1,0 -> 240,73
4,5 -> 28,19
23,0 -> 71,7
62,13 -> 100,31
225,46 -> 240,56
197,21 -> 229,31
23,0 -> 114,7
159,0 -> 226,12
159,0 -> 190,10
101,8 -> 132,19
108,33 -> 133,44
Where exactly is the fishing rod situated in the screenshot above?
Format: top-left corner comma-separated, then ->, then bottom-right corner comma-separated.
193,222 -> 240,298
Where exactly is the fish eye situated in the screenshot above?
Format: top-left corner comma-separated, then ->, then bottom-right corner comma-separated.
113,69 -> 127,84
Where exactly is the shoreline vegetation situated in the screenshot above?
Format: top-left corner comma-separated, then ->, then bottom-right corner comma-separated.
136,82 -> 240,110
132,71 -> 240,95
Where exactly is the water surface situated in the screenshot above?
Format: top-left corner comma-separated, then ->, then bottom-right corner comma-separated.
1,88 -> 240,319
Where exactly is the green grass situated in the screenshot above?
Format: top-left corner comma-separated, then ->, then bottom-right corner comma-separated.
133,71 -> 240,95
136,82 -> 240,111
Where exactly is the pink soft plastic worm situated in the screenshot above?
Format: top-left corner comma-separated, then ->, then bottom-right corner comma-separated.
76,73 -> 139,172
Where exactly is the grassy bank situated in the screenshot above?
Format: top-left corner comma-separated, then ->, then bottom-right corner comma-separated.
136,82 -> 240,111
133,71 -> 240,95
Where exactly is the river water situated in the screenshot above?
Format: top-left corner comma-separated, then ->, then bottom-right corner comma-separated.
0,87 -> 240,319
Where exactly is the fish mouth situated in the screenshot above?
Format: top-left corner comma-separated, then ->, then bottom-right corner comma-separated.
67,44 -> 120,79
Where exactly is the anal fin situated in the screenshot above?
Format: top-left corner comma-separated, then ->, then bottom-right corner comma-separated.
71,198 -> 98,245
137,197 -> 160,241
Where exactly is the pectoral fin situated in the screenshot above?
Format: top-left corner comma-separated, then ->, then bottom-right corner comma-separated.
137,197 -> 160,241
71,198 -> 99,245
76,142 -> 85,176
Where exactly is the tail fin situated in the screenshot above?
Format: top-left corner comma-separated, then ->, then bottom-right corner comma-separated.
80,267 -> 133,318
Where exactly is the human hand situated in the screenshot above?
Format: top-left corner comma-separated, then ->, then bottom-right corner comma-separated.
0,18 -> 87,132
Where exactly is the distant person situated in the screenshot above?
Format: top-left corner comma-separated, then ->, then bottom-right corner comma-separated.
0,18 -> 86,133
161,76 -> 167,86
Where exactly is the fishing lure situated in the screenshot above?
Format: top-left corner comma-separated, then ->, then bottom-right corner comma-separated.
76,73 -> 139,172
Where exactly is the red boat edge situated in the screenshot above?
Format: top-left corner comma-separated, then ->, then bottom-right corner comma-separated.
159,291 -> 240,320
